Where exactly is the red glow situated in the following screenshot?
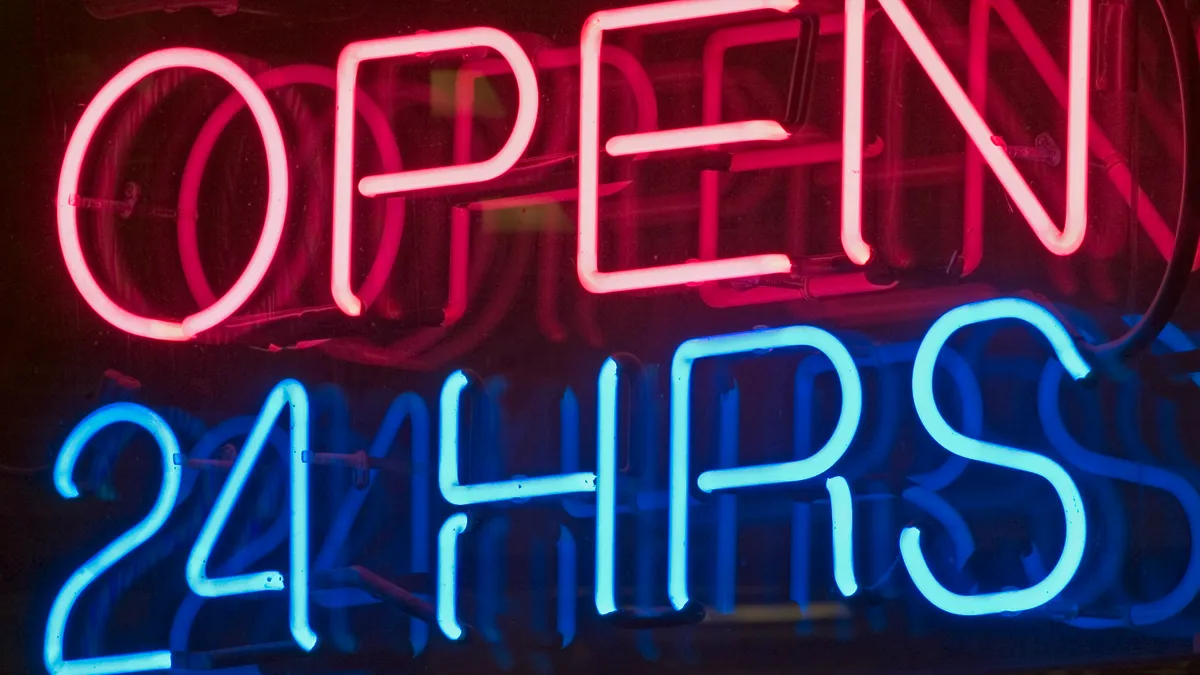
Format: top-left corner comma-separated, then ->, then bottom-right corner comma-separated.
57,48 -> 289,341
578,0 -> 798,295
877,0 -> 1091,259
537,45 -> 659,155
730,137 -> 883,173
178,65 -> 403,312
332,28 -> 540,316
841,0 -> 871,265
962,0 -> 990,275
605,120 -> 789,156
985,0 -> 1188,270
699,14 -> 854,262
467,183 -> 632,212
58,1 -> 1133,342
440,46 -> 655,325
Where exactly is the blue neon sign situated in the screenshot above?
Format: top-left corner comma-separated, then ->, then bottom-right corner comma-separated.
47,404 -> 181,675
184,379 -> 318,651
669,325 -> 864,610
904,298 -> 1089,616
48,297 -> 1200,673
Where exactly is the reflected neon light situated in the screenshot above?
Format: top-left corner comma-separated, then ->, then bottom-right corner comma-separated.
691,327 -> 862,493
436,369 -> 596,638
439,370 -> 596,506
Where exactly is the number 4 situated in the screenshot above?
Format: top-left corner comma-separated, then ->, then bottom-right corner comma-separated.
185,379 -> 318,652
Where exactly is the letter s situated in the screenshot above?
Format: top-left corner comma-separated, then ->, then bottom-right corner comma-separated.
905,297 -> 1089,615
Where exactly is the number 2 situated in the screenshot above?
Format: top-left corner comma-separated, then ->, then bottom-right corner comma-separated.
45,403 -> 182,675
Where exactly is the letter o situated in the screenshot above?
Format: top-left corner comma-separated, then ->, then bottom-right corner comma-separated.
57,48 -> 289,340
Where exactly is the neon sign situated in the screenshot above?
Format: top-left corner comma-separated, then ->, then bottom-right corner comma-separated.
47,405 -> 181,675
57,48 -> 289,341
904,298 -> 1088,615
61,297 -> 1200,674
183,380 -> 318,651
56,0 -> 1134,341
40,0 -> 1200,672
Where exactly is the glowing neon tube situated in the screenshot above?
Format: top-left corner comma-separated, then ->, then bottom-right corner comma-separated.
605,120 -> 788,156
184,380 -> 317,651
57,48 -> 289,341
1039,360 -> 1200,625
906,297 -> 1088,615
595,358 -> 620,615
877,1 -> 1090,258
840,0 -> 872,264
47,404 -> 182,675
438,370 -> 596,506
437,513 -> 470,640
670,324 -> 863,610
826,476 -> 858,597
577,0 -> 797,294
333,28 -> 539,316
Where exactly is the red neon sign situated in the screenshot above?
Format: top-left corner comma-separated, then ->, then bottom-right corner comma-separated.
576,0 -> 798,294
332,27 -> 540,317
869,0 -> 1093,261
59,48 -> 290,341
58,0 -> 1131,341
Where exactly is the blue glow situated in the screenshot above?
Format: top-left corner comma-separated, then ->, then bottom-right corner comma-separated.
478,519 -> 507,643
595,358 -> 619,615
905,347 -> 978,491
693,328 -> 862,493
169,421 -> 290,653
407,394 -> 432,655
557,526 -> 576,647
793,339 -> 900,484
1039,360 -> 1200,625
634,369 -> 660,662
311,390 -> 432,649
670,325 -> 862,611
1124,315 -> 1200,388
826,476 -> 857,597
437,513 -> 469,640
906,297 -> 1088,615
901,487 -> 974,572
790,501 -> 811,613
439,370 -> 596,505
184,380 -> 316,651
187,408 -> 287,596
46,403 -> 180,675
315,392 -> 428,572
715,385 -> 739,614
562,388 -> 601,519
287,380 -> 318,653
